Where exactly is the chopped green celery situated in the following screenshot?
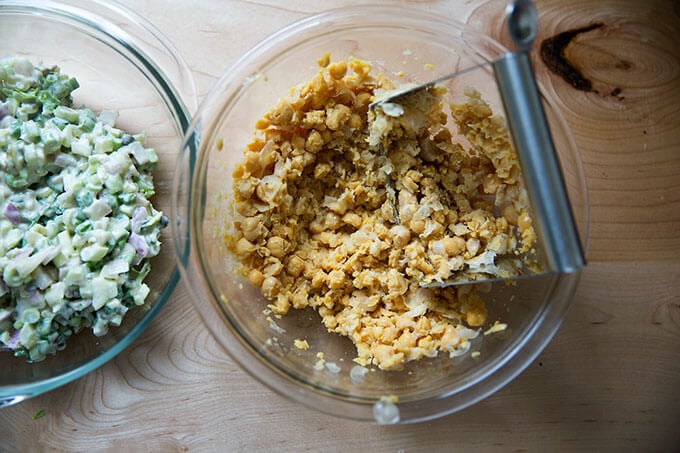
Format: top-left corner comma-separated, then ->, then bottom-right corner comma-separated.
40,125 -> 62,153
44,74 -> 79,101
80,243 -> 108,262
45,281 -> 66,309
104,174 -> 123,194
100,259 -> 129,278
24,228 -> 46,247
37,314 -> 56,335
70,137 -> 91,157
130,283 -> 150,306
52,253 -> 68,268
22,143 -> 38,167
137,177 -> 155,197
132,132 -> 147,144
62,172 -> 83,193
20,120 -> 41,143
54,106 -> 79,124
117,243 -> 136,264
117,192 -> 136,204
19,324 -> 38,349
94,136 -> 114,154
15,252 -> 46,278
109,217 -> 130,241
34,185 -> 53,199
118,203 -> 136,217
74,220 -> 92,235
76,190 -> 93,208
64,265 -> 86,285
122,179 -> 138,194
88,228 -> 112,245
50,117 -> 69,130
78,109 -> 96,132
4,228 -> 23,249
46,175 -> 64,192
92,318 -> 109,337
20,308 -> 40,324
85,174 -> 103,192
83,199 -> 111,220
61,124 -> 80,146
16,103 -> 39,121
91,276 -> 118,310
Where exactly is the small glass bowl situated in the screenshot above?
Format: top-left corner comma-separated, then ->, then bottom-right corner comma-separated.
174,5 -> 588,423
0,0 -> 196,406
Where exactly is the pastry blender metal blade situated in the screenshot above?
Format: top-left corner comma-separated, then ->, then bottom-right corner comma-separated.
371,0 -> 586,288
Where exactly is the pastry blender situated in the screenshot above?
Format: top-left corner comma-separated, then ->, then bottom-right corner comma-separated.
370,0 -> 585,287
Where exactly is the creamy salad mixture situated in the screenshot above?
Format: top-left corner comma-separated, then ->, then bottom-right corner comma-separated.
0,58 -> 164,361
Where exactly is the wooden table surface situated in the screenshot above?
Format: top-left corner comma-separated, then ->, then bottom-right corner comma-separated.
2,0 -> 679,451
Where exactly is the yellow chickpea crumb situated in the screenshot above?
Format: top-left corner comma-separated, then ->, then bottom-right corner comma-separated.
484,321 -> 508,335
424,63 -> 435,70
223,57 -> 540,371
328,60 -> 347,80
317,52 -> 331,68
248,269 -> 265,287
294,339 -> 310,350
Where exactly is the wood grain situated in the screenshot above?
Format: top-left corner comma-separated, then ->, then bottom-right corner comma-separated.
469,0 -> 680,263
3,262 -> 679,451
1,0 -> 679,451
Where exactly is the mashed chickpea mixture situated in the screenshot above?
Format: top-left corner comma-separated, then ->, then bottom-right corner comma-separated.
224,57 -> 537,370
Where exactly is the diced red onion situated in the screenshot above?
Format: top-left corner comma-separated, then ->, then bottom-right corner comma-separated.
128,232 -> 149,257
6,330 -> 21,349
4,203 -> 21,225
14,246 -> 33,260
28,289 -> 42,306
131,207 -> 147,234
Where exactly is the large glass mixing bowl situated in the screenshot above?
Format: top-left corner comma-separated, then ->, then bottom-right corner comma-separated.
173,5 -> 588,423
